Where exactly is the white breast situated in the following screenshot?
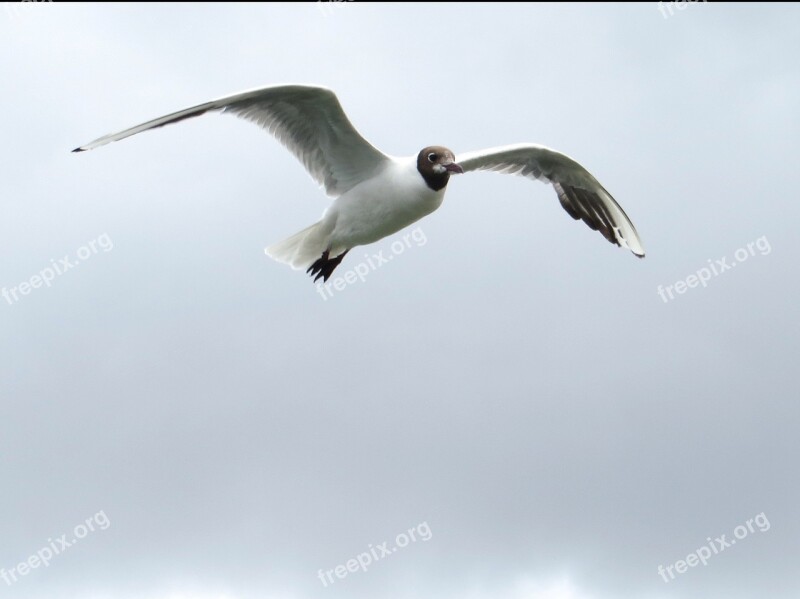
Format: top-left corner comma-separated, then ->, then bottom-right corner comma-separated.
326,157 -> 446,250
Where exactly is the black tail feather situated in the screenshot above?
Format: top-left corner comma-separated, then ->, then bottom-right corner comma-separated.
306,249 -> 349,283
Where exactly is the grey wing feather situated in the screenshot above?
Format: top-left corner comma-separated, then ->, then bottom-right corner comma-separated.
456,144 -> 645,257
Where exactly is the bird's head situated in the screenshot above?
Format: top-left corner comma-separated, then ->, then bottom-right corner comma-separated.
417,146 -> 463,191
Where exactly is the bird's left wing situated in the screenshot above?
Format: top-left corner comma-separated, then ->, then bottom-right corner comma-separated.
73,84 -> 390,197
456,144 -> 645,257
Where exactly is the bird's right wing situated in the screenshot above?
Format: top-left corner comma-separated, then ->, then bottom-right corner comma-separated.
73,84 -> 391,197
457,144 -> 645,257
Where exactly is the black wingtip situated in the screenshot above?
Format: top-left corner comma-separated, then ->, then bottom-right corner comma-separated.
71,147 -> 85,153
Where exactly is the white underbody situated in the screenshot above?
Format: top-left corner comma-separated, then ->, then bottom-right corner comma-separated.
266,157 -> 445,269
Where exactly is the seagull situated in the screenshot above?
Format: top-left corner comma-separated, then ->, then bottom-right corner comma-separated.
74,84 -> 645,282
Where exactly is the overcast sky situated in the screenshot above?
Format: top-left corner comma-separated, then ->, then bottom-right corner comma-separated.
1,3 -> 799,599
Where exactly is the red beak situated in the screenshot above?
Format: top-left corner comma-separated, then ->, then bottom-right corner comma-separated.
445,162 -> 464,174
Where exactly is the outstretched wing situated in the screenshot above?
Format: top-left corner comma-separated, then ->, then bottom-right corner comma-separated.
73,84 -> 390,197
456,144 -> 645,257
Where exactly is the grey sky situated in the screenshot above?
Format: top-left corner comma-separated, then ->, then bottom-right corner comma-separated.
1,3 -> 798,599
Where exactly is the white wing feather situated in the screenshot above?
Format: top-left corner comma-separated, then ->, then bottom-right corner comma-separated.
73,84 -> 390,197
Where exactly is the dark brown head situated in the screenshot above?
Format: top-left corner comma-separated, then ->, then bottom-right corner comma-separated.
416,146 -> 463,191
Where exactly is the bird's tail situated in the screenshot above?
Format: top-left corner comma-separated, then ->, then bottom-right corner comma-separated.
265,221 -> 333,271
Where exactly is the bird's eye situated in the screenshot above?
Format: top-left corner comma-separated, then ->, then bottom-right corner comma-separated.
428,153 -> 437,163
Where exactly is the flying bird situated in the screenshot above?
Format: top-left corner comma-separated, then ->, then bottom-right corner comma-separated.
74,84 -> 645,282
